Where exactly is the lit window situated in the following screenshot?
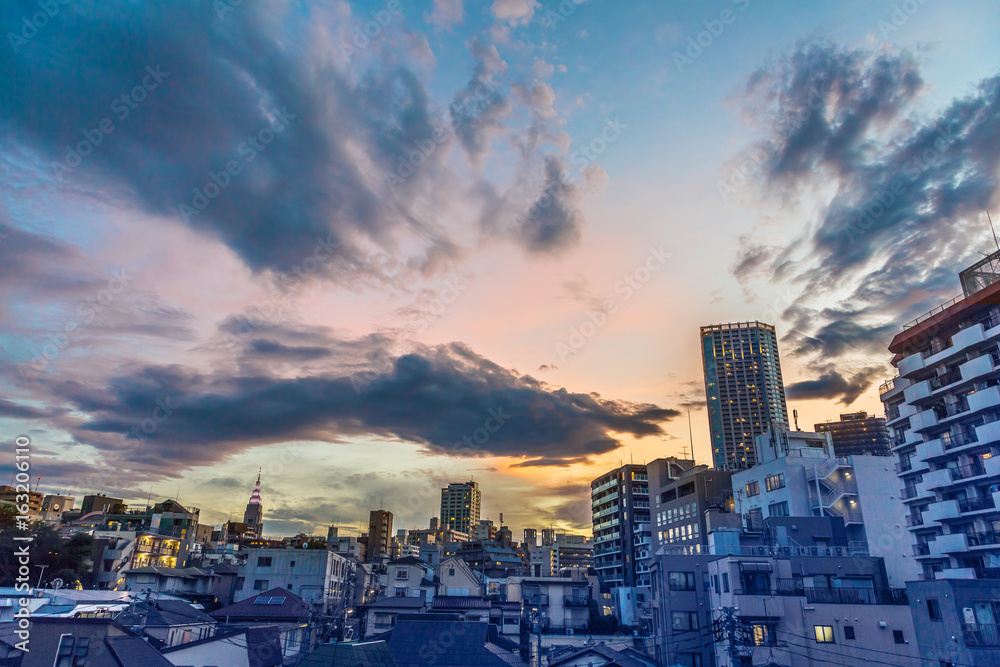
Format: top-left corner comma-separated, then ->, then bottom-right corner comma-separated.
814,625 -> 835,643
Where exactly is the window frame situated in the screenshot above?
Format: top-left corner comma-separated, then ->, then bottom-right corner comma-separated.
814,625 -> 835,643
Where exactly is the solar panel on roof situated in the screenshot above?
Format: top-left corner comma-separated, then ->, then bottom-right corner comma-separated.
253,596 -> 286,605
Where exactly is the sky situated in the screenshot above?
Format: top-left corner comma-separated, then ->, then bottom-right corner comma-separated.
2,0 -> 1000,538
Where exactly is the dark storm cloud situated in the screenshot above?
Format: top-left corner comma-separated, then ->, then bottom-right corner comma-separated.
735,40 -> 1000,402
41,340 -> 676,477
786,366 -> 883,406
248,339 -> 333,361
0,1 -> 457,277
0,398 -> 48,419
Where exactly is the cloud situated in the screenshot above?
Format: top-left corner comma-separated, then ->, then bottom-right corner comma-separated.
732,39 -> 1000,402
0,398 -> 49,420
786,366 -> 883,405
491,0 -> 538,25
28,336 -> 677,481
427,0 -> 464,29
519,155 -> 584,253
450,35 -> 512,167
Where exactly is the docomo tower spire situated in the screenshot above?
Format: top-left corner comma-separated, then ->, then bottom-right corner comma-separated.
243,467 -> 264,538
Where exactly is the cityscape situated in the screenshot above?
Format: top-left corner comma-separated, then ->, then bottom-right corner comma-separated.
2,1 -> 1000,666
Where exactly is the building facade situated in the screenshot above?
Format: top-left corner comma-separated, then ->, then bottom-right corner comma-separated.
591,464 -> 651,624
367,509 -> 393,560
649,457 -> 734,555
440,481 -> 481,534
815,411 -> 891,457
701,321 -> 789,470
879,250 -> 1000,665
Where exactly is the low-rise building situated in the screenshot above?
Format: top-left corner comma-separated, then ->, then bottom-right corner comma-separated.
235,547 -> 355,615
507,575 -> 591,634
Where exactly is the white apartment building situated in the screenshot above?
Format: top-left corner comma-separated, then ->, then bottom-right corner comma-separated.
235,547 -> 354,613
732,428 -> 919,586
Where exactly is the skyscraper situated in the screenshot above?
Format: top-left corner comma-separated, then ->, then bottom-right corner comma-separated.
243,468 -> 263,539
440,481 -> 481,534
701,321 -> 789,470
367,509 -> 393,560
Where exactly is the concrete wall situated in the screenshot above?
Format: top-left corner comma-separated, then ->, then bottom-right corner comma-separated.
853,455 -> 922,586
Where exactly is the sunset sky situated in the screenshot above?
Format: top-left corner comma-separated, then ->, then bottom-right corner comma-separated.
3,0 -> 1000,538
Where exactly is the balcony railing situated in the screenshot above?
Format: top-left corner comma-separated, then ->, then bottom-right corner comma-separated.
563,596 -> 589,607
958,496 -> 997,513
930,370 -> 963,390
896,459 -> 913,473
904,294 -> 963,330
523,593 -> 549,606
913,543 -> 930,556
887,406 -> 902,422
942,427 -> 980,450
901,487 -> 918,500
964,623 -> 1000,647
967,532 -> 1000,547
906,514 -> 924,527
879,378 -> 898,395
950,463 -> 987,481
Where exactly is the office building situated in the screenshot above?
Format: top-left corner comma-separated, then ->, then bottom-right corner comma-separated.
440,481 -> 481,534
523,528 -> 538,548
815,411 -> 891,457
880,249 -> 1000,665
648,457 -> 734,553
731,427 -> 919,586
367,509 -> 393,560
701,321 -> 789,470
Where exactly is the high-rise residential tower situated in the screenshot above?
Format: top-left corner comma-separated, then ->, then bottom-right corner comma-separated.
701,321 -> 789,470
243,468 -> 263,539
440,481 -> 481,534
879,248 -> 1000,666
815,411 -> 891,457
367,509 -> 393,560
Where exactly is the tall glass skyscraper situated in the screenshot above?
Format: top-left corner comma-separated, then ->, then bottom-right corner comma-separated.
701,321 -> 789,470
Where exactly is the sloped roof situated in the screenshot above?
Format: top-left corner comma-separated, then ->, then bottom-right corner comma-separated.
301,640 -> 398,666
124,566 -> 215,579
387,618 -> 516,666
431,596 -> 491,610
365,596 -> 426,609
388,556 -> 428,567
210,587 -> 311,621
104,636 -> 175,666
116,599 -> 215,628
547,644 -> 656,667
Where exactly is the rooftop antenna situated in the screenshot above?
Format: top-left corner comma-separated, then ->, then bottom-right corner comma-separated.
33,476 -> 41,492
989,211 -> 1000,252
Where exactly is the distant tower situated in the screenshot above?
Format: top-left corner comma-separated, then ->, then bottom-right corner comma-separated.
701,321 -> 789,470
440,481 -> 481,534
243,468 -> 264,539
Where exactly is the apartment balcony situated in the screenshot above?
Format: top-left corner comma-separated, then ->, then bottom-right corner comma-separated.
961,355 -> 996,382
949,463 -> 988,482
924,499 -> 960,523
910,409 -> 940,433
903,379 -> 932,404
593,505 -> 618,520
563,597 -> 589,607
880,376 -> 909,402
916,468 -> 953,496
942,426 -> 980,452
977,419 -> 1000,446
925,324 -> 986,367
928,532 -> 969,558
963,623 -> 1000,647
906,514 -> 925,530
592,491 -> 618,507
898,352 -> 926,377
929,369 -> 966,394
523,594 -> 549,606
913,542 -> 931,556
969,385 -> 1000,414
986,454 -> 1000,478
958,494 -> 997,514
594,558 -> 623,569
967,531 -> 1000,549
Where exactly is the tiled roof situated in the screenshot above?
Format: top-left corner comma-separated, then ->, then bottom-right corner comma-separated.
210,587 -> 311,621
104,636 -> 175,666
431,596 -> 491,609
116,599 -> 215,628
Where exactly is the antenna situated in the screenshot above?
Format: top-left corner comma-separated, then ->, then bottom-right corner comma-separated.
989,211 -> 1000,252
687,410 -> 694,460
793,409 -> 800,431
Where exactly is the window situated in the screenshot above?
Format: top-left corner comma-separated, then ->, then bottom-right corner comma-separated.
448,568 -> 456,576
740,572 -> 769,595
894,630 -> 906,644
927,598 -> 942,621
235,576 -> 245,590
395,586 -> 408,597
256,556 -> 273,567
722,573 -> 729,593
396,568 -> 409,579
56,635 -> 89,667
844,625 -> 855,640
253,579 -> 269,591
768,501 -> 790,517
765,473 -> 785,492
678,653 -> 703,667
814,625 -> 835,643
751,623 -> 775,646
745,481 -> 760,497
671,611 -> 699,632
668,571 -> 696,591
712,575 -> 719,593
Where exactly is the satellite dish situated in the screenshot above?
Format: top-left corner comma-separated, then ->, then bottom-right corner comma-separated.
52,578 -> 65,589
302,542 -> 309,549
